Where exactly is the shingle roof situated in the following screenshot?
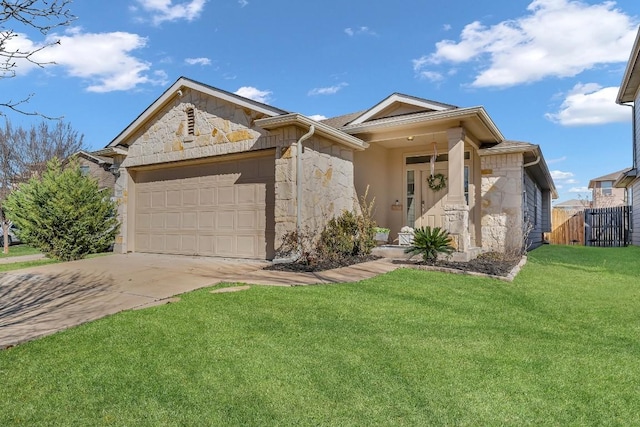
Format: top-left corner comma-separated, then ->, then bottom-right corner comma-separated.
320,110 -> 366,129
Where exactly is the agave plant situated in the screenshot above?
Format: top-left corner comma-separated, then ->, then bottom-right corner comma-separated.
404,226 -> 454,262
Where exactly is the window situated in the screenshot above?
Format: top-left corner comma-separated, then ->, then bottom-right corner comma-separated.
186,108 -> 195,135
464,166 -> 469,205
80,165 -> 90,175
601,181 -> 612,196
406,170 -> 415,225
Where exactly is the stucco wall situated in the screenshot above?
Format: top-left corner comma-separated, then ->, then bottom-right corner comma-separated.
481,153 -> 524,253
592,184 -> 627,208
354,143 -> 391,235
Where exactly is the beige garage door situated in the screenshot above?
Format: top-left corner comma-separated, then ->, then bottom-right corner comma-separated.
134,155 -> 275,259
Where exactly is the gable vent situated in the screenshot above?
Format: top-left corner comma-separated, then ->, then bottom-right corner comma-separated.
186,108 -> 195,135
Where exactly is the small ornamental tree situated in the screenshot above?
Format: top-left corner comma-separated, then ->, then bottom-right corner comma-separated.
4,158 -> 119,261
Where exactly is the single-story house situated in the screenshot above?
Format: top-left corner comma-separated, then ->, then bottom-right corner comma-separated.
96,77 -> 556,261
616,26 -> 640,246
553,199 -> 591,210
68,150 -> 117,191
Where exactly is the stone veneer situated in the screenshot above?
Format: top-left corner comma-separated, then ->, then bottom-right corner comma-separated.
480,153 -> 524,253
111,88 -> 357,257
121,87 -> 275,169
269,125 -> 356,252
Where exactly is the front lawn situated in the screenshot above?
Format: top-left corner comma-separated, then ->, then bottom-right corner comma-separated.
0,244 -> 41,258
0,245 -> 639,425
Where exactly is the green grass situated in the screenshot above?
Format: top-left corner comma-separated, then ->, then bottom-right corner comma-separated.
0,244 -> 41,258
1,245 -> 639,425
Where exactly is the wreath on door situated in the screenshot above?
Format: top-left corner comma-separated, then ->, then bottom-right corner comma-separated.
427,173 -> 447,191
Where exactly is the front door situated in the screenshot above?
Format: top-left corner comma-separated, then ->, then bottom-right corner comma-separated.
406,162 -> 448,229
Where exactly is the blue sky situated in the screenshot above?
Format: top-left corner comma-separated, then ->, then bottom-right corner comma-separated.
3,0 -> 640,202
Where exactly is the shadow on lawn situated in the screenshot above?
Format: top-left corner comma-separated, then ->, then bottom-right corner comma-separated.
0,271 -> 113,348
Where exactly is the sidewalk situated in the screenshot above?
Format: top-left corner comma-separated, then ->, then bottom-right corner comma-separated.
0,253 -> 47,264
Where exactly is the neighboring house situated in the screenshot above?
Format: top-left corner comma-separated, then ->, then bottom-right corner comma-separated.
616,26 -> 640,246
588,169 -> 631,208
553,199 -> 591,210
69,150 -> 117,191
96,77 -> 556,261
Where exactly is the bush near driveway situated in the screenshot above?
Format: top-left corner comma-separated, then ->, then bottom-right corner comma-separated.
0,245 -> 639,425
4,158 -> 119,261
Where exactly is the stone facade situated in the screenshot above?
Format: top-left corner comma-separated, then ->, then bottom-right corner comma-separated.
111,88 -> 358,257
269,126 -> 357,252
480,153 -> 524,253
121,87 -> 274,169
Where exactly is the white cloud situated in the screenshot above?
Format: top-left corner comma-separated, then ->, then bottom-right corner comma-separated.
443,24 -> 452,31
308,82 -> 348,96
545,83 -> 630,126
569,186 -> 590,193
414,0 -> 638,87
234,86 -> 272,103
6,28 -> 167,92
307,114 -> 327,121
135,0 -> 207,25
551,170 -> 574,180
185,57 -> 211,66
344,26 -> 377,37
417,71 -> 444,82
238,0 -> 248,6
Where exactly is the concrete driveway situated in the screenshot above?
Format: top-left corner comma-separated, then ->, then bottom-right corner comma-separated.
0,253 -> 398,349
0,253 -> 267,348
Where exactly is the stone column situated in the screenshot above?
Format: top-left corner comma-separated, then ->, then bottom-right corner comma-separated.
273,133 -> 298,253
444,127 -> 470,255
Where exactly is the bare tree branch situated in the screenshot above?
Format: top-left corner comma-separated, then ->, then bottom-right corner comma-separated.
0,0 -> 75,117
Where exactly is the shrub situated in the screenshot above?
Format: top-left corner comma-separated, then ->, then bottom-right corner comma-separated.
4,158 -> 120,261
404,226 -> 454,262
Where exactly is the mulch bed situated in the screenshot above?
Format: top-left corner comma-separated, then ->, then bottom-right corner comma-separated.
264,255 -> 381,273
392,252 -> 522,277
265,252 -> 521,277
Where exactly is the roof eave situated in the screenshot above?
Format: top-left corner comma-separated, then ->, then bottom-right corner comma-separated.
617,28 -> 640,104
614,168 -> 638,188
342,106 -> 505,143
256,114 -> 368,151
107,77 -> 288,148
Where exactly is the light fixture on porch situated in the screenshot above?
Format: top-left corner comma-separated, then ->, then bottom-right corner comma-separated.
406,136 -> 414,141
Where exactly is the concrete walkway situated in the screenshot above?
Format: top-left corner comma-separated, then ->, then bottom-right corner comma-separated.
0,253 -> 398,349
0,253 -> 47,264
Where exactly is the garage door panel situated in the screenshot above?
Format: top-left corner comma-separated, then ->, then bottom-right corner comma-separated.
166,212 -> 181,229
237,211 -> 257,230
151,191 -> 166,208
181,235 -> 197,252
218,187 -> 234,204
183,212 -> 197,228
134,155 -> 274,259
236,236 -> 256,256
138,192 -> 151,209
216,236 -> 234,256
217,211 -> 235,230
237,185 -> 256,204
199,211 -> 215,229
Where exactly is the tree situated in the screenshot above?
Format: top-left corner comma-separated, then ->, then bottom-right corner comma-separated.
0,118 -> 85,253
1,0 -> 74,117
3,158 -> 119,261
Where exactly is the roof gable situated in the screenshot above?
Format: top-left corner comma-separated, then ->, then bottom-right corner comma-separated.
108,77 -> 288,148
348,93 -> 456,126
618,27 -> 640,103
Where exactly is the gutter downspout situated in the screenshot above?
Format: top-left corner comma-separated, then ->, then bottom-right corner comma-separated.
273,125 -> 315,264
296,125 -> 315,235
523,152 -> 540,168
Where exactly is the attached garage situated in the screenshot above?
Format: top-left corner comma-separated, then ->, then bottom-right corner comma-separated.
132,153 -> 275,259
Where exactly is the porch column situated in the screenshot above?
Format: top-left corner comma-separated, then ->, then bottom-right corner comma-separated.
444,127 -> 470,255
446,127 -> 465,204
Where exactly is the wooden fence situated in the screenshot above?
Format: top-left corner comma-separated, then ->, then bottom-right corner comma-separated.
550,209 -> 585,245
585,206 -> 631,247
